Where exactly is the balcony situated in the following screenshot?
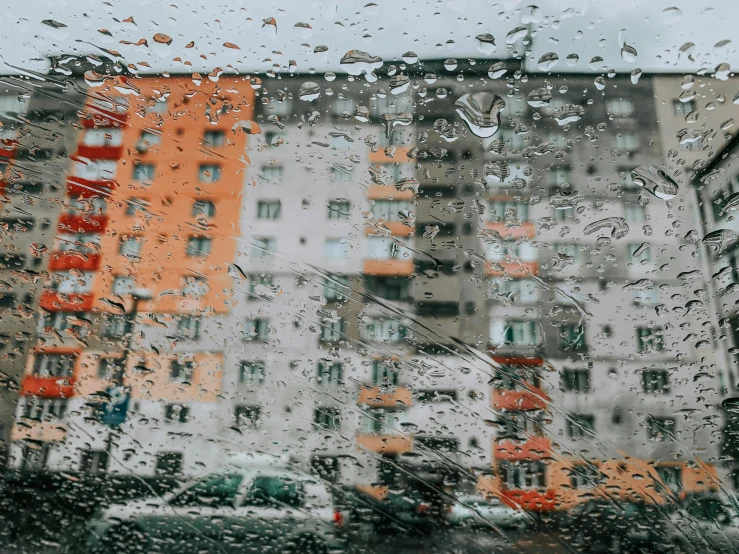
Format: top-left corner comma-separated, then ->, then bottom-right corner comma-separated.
75,144 -> 124,160
485,221 -> 536,239
366,221 -> 414,237
492,386 -> 549,411
21,375 -> 75,398
66,176 -> 117,197
493,437 -> 552,461
367,184 -> 415,201
11,421 -> 68,443
358,386 -> 412,408
363,259 -> 414,276
369,146 -> 412,164
48,252 -> 101,271
499,489 -> 556,512
486,261 -> 539,277
40,292 -> 94,312
57,214 -> 108,234
356,433 -> 413,455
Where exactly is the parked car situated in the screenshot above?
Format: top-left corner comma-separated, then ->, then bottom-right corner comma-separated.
664,494 -> 739,553
567,499 -> 671,553
86,468 -> 345,554
446,495 -> 528,529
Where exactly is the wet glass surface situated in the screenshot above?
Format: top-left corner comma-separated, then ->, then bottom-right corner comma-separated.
0,2 -> 738,553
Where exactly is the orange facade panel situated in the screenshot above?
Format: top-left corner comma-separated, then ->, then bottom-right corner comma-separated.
366,221 -> 414,237
57,214 -> 108,233
486,261 -> 539,277
493,437 -> 552,461
367,184 -> 415,201
500,489 -> 557,512
363,259 -> 415,276
75,144 -> 124,160
11,421 -> 68,443
368,147 -> 413,164
66,176 -> 117,197
492,387 -> 549,411
485,221 -> 536,239
40,292 -> 94,312
48,252 -> 101,272
356,433 -> 413,455
126,351 -> 223,402
358,386 -> 412,408
21,375 -> 75,398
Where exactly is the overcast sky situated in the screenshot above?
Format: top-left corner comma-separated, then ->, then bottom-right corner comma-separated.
2,0 -> 736,76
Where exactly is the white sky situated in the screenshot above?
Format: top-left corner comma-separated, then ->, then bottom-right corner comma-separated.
3,0 -> 737,76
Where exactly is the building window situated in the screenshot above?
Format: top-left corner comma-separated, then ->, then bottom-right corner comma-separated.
19,444 -> 50,473
365,276 -> 410,301
261,166 -> 283,184
491,320 -> 538,346
637,327 -> 665,352
252,237 -> 276,258
165,404 -> 190,423
606,98 -> 634,117
245,318 -> 270,341
33,354 -> 75,377
567,414 -> 595,438
169,359 -> 195,383
362,407 -> 405,435
313,407 -> 341,430
119,236 -> 143,259
155,452 -> 183,476
239,361 -> 266,385
321,319 -> 345,343
192,200 -> 216,218
371,200 -> 412,221
673,99 -> 696,116
325,238 -> 351,259
234,405 -> 260,429
489,200 -> 529,223
57,233 -> 101,254
257,200 -> 282,219
136,130 -> 160,151
366,237 -> 408,260
655,465 -> 682,493
112,275 -> 134,296
317,360 -> 343,384
642,369 -> 670,394
548,165 -> 572,188
83,128 -> 123,146
203,130 -> 225,147
633,287 -> 660,305
52,270 -> 94,293
21,398 -> 67,421
562,368 -> 590,393
324,274 -> 349,301
183,276 -> 208,297
125,198 -> 150,217
647,416 -> 675,441
569,464 -> 602,489
363,318 -> 407,343
198,164 -> 221,183
80,450 -> 109,474
489,278 -> 538,304
327,200 -> 351,220
559,324 -> 587,352
97,358 -> 125,383
132,163 -> 155,181
553,243 -> 579,261
614,133 -> 639,151
103,314 -> 132,339
42,311 -> 88,337
248,274 -> 274,298
372,360 -> 400,386
75,160 -> 117,180
176,316 -> 201,340
330,166 -> 354,184
497,460 -> 547,490
186,236 -> 212,257
265,130 -> 286,147
552,206 -> 576,222
624,204 -> 646,222
627,243 -> 651,264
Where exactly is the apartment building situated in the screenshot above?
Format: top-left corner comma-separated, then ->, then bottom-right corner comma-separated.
5,57 -> 727,509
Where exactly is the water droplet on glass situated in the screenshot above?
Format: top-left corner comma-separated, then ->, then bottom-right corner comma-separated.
630,166 -> 679,200
364,2 -> 379,15
537,52 -> 559,71
702,230 -> 738,253
293,22 -> 313,38
402,51 -> 418,64
444,59 -> 458,71
454,92 -> 506,138
475,34 -> 496,55
433,119 -> 460,142
621,43 -> 637,63
379,112 -> 413,138
484,161 -> 510,183
660,7 -> 683,24
505,26 -> 528,45
488,62 -> 507,79
526,88 -> 552,107
594,76 -> 606,90
340,50 -> 383,82
719,192 -> 739,216
630,69 -> 642,84
589,56 -> 604,70
566,53 -> 579,66
553,104 -> 584,126
424,73 -> 438,84
389,74 -> 410,95
521,5 -> 542,24
584,217 -> 629,240
721,119 -> 735,130
298,81 -> 321,101
715,63 -> 731,81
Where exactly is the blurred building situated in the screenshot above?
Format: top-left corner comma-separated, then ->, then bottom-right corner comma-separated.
3,57 -> 732,510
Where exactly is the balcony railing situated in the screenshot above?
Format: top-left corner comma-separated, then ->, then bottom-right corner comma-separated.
356,433 -> 413,455
357,386 -> 412,408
